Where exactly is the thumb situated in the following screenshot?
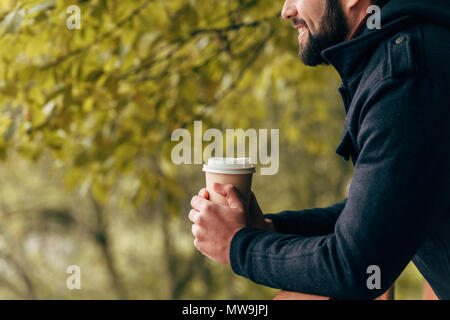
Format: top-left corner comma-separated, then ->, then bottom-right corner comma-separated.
198,188 -> 209,199
212,182 -> 244,210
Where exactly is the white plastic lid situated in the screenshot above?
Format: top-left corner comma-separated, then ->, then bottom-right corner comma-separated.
202,157 -> 256,174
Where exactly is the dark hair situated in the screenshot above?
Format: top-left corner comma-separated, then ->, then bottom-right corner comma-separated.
372,0 -> 390,6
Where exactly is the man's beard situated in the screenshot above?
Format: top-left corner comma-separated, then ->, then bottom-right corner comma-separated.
299,0 -> 349,66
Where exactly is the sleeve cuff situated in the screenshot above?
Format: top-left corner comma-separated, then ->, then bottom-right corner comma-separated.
229,226 -> 270,279
264,213 -> 283,233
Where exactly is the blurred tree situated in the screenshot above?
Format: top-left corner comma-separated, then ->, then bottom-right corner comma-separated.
0,0 -> 339,200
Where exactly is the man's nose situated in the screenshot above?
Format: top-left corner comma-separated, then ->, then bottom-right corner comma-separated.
281,1 -> 298,20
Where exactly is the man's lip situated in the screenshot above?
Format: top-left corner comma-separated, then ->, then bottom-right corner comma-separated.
296,24 -> 308,39
291,17 -> 307,29
294,23 -> 307,29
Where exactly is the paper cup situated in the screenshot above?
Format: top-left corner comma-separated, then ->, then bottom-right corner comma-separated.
202,157 -> 256,206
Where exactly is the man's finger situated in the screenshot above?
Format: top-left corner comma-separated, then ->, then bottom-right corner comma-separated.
191,224 -> 202,239
188,209 -> 199,223
212,182 -> 244,210
191,195 -> 212,211
198,188 -> 209,199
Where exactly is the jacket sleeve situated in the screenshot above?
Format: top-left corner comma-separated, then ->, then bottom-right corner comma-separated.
229,76 -> 449,299
263,200 -> 346,237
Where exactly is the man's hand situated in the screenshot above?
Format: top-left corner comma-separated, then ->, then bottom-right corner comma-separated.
189,182 -> 247,264
247,191 -> 276,232
198,188 -> 275,232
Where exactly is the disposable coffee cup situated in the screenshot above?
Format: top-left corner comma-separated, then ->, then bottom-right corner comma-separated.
202,157 -> 256,206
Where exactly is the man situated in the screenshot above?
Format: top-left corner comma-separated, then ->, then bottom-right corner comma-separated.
188,0 -> 450,299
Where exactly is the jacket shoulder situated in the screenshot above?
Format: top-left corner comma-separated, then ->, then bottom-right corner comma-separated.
363,26 -> 420,85
362,23 -> 450,87
418,24 -> 450,85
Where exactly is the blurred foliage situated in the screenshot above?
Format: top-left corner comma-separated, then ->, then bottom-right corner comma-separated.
0,0 -> 424,299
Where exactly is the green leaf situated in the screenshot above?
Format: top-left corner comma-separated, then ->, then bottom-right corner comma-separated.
91,179 -> 108,204
4,9 -> 25,34
29,103 -> 47,127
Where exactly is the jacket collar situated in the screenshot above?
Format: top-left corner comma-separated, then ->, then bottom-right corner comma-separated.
321,0 -> 450,83
321,16 -> 415,84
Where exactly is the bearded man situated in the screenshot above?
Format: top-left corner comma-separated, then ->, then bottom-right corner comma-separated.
188,0 -> 450,299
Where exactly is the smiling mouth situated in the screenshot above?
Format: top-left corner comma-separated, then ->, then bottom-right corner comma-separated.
296,24 -> 308,40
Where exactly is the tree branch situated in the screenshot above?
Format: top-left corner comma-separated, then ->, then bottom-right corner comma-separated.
165,26 -> 275,140
40,0 -> 155,70
118,12 -> 279,80
0,251 -> 36,299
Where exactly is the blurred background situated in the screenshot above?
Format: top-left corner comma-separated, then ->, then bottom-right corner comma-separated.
0,0 -> 424,299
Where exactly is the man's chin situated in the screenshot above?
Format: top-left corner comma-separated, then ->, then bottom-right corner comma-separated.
298,35 -> 331,66
299,48 -> 327,67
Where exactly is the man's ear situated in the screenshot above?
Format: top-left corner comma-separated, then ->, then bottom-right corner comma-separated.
342,0 -> 363,11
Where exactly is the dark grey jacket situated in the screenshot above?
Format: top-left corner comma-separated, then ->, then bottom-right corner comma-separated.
229,0 -> 450,299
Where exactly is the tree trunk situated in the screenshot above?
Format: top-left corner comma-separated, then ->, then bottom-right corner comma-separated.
91,196 -> 127,299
